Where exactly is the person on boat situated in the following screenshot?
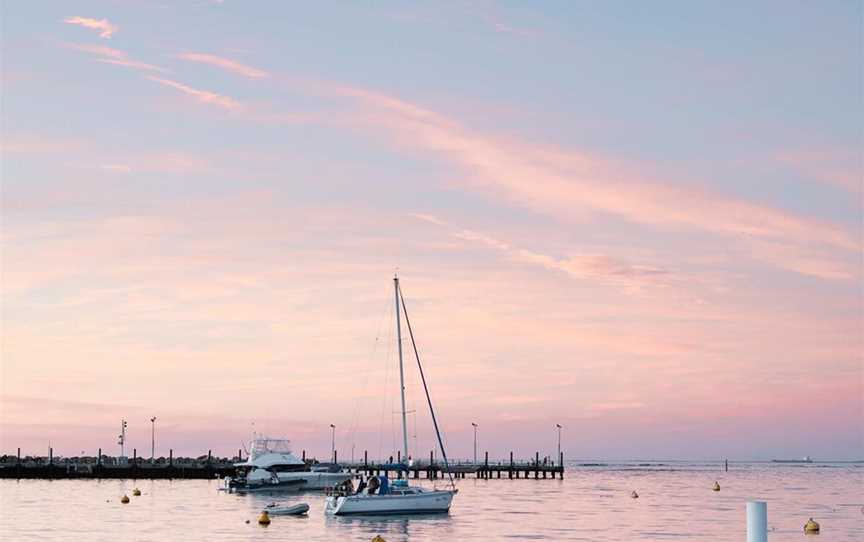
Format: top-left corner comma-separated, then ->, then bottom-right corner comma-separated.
355,476 -> 367,495
367,475 -> 380,495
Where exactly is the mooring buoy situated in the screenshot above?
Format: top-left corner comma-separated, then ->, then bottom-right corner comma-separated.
120,495 -> 130,504
631,491 -> 639,498
804,518 -> 820,534
132,488 -> 141,496
712,481 -> 720,491
372,536 -> 387,542
258,511 -> 271,525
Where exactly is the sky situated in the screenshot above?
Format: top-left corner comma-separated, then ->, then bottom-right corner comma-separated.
1,1 -> 862,462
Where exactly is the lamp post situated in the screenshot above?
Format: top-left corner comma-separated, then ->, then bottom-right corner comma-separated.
556,424 -> 562,466
471,422 -> 478,465
330,424 -> 336,463
150,417 -> 157,463
118,419 -> 127,460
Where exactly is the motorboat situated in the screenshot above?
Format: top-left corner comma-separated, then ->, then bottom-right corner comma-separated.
225,437 -> 351,492
325,276 -> 457,515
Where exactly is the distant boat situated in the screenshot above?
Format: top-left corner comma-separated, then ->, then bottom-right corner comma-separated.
772,456 -> 813,463
225,437 -> 351,492
325,276 -> 457,515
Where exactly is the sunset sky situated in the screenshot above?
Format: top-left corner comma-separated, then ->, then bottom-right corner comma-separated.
1,1 -> 861,462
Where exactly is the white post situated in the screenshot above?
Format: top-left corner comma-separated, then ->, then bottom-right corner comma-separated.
556,424 -> 562,465
747,501 -> 767,542
394,276 -> 409,465
472,423 -> 478,465
150,417 -> 156,463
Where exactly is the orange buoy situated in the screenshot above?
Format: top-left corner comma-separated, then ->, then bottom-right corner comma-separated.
258,511 -> 271,525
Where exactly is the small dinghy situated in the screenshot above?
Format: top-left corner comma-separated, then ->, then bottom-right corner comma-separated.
264,502 -> 310,516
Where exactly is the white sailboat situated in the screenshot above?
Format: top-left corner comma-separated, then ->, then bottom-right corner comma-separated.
325,276 -> 457,515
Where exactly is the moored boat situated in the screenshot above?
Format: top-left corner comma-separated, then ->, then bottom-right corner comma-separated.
325,276 -> 457,516
225,437 -> 351,492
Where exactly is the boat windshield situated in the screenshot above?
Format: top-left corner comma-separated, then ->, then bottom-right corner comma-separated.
249,438 -> 293,460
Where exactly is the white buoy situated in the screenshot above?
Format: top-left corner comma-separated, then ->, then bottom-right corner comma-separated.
747,501 -> 767,542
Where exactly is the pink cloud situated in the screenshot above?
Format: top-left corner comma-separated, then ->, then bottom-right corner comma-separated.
63,16 -> 118,39
176,52 -> 270,79
97,58 -> 168,73
775,148 -> 862,194
328,85 -> 859,275
64,42 -> 169,73
63,43 -> 125,59
146,76 -> 244,111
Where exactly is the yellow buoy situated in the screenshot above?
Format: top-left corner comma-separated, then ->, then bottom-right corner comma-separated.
372,536 -> 387,542
631,491 -> 639,499
258,511 -> 271,525
804,518 -> 820,534
132,488 -> 141,496
120,495 -> 130,504
712,481 -> 720,491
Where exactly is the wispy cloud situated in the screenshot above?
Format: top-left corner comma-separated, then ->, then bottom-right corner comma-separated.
176,52 -> 270,79
98,58 -> 168,73
63,42 -> 168,73
331,85 -> 859,278
413,213 -> 671,291
63,16 -> 118,39
100,164 -> 132,174
146,76 -> 244,111
63,43 -> 125,59
774,148 -> 862,194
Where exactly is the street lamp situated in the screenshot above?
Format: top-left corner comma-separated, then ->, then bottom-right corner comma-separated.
118,419 -> 127,460
150,417 -> 157,463
330,424 -> 336,463
471,422 -> 478,465
556,424 -> 562,466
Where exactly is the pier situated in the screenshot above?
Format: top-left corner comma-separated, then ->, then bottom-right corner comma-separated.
0,448 -> 564,480
342,450 -> 565,480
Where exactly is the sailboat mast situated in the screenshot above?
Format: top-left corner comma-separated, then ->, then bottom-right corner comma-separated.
394,275 -> 410,465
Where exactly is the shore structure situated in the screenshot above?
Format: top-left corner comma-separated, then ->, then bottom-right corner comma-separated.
1,449 -> 565,480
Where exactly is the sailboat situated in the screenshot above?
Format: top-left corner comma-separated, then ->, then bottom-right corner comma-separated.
325,276 -> 458,515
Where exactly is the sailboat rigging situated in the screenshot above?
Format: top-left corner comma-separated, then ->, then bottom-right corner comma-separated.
324,275 -> 457,515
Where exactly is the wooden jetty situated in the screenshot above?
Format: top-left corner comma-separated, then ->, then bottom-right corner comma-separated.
1,447 -> 564,481
0,447 -> 236,479
342,450 -> 565,480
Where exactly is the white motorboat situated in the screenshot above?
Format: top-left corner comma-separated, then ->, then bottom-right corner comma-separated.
325,276 -> 457,515
226,438 -> 351,492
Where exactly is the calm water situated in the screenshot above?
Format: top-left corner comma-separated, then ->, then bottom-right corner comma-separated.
1,462 -> 861,541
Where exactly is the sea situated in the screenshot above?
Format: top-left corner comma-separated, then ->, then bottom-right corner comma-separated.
1,461 -> 861,541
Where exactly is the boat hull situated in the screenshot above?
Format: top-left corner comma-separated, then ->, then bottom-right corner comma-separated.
325,490 -> 455,515
277,471 -> 351,489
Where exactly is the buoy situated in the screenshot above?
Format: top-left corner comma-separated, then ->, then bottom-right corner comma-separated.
712,481 -> 720,491
257,511 -> 271,525
631,491 -> 639,499
120,495 -> 130,504
245,520 -> 250,524
132,488 -> 141,496
804,518 -> 820,534
371,536 -> 387,542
